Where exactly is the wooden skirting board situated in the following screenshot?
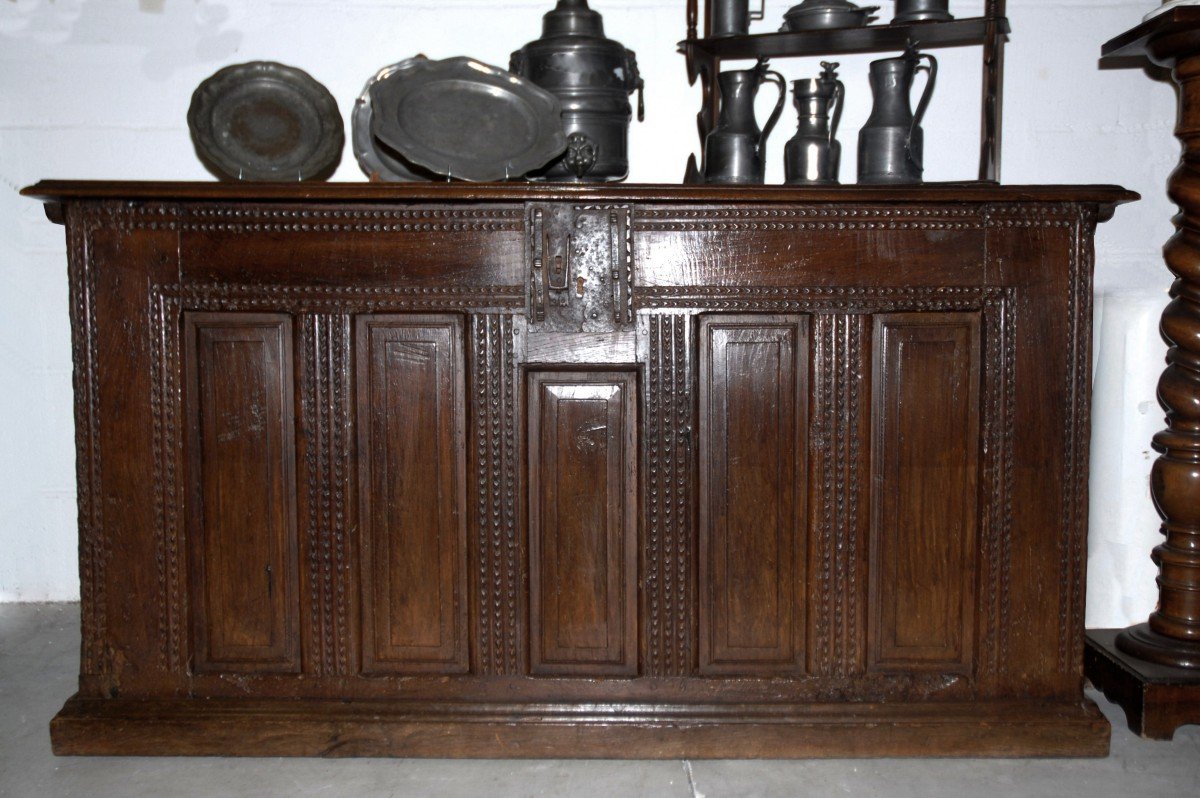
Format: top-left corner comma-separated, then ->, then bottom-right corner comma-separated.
51,695 -> 1110,759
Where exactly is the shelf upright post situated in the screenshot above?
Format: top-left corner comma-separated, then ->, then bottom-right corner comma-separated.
685,0 -> 720,181
980,0 -> 1007,181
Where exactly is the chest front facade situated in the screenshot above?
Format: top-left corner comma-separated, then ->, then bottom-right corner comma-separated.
47,190 -> 1111,757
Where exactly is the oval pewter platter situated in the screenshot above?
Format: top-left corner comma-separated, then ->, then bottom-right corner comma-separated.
188,61 -> 344,182
352,57 -> 440,182
369,56 -> 566,182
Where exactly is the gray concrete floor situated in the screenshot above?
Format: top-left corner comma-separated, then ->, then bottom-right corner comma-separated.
1,603 -> 1197,798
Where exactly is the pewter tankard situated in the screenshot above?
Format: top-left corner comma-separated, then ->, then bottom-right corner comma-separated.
711,0 -> 766,37
892,0 -> 952,23
703,61 -> 787,185
784,61 -> 844,185
857,45 -> 937,185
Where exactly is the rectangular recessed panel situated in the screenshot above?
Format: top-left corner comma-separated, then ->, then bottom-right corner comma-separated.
529,371 -> 637,676
870,313 -> 980,671
699,316 -> 809,675
357,315 -> 468,674
186,313 -> 299,673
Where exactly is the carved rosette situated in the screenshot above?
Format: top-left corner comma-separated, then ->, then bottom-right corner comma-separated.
1117,53 -> 1200,668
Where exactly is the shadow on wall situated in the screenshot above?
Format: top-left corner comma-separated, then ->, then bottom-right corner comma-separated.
0,0 -> 243,79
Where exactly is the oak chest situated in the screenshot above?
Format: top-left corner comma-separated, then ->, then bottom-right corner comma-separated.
22,181 -> 1132,758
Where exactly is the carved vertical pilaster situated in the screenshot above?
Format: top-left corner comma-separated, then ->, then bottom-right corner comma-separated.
1116,50 -> 1200,668
470,314 -> 522,675
299,314 -> 353,676
1060,208 -> 1097,674
69,207 -> 106,677
642,312 -> 696,676
811,313 -> 866,677
979,292 -> 1016,682
150,291 -> 185,673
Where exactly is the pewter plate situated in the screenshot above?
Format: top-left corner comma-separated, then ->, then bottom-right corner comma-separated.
352,57 -> 439,182
369,56 -> 566,182
188,61 -> 344,181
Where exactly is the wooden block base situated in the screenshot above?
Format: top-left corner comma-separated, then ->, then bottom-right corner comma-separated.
50,695 -> 1111,759
1085,628 -> 1200,740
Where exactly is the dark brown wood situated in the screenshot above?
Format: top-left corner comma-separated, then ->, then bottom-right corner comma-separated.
26,181 -> 1130,757
682,17 -> 1010,60
979,8 -> 1006,182
356,315 -> 468,675
1085,629 -> 1200,740
185,313 -> 300,674
869,314 -> 979,672
48,695 -> 1109,759
528,371 -> 638,676
1079,14 -> 1200,742
699,316 -> 808,675
18,180 -> 1134,206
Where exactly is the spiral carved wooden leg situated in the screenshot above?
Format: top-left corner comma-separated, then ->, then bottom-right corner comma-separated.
1115,53 -> 1200,670
1089,19 -> 1200,741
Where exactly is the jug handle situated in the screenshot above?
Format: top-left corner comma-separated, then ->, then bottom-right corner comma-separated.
906,52 -> 938,170
625,50 -> 646,123
830,79 -> 845,145
760,69 -> 788,155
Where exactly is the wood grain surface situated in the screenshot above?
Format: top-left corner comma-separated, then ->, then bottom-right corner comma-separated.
26,181 -> 1128,757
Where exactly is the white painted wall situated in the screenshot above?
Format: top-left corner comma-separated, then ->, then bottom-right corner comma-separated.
0,0 -> 1176,626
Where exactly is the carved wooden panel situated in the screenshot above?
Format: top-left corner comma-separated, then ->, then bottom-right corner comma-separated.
36,187 -> 1124,757
869,313 -> 980,671
298,314 -> 353,676
810,313 -> 869,679
356,315 -> 468,675
469,314 -> 523,676
641,313 -> 697,677
528,371 -> 638,676
699,316 -> 810,675
184,313 -> 300,673
632,207 -> 988,289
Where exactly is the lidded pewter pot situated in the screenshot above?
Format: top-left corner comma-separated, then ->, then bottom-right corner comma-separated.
511,0 -> 645,182
784,61 -> 844,185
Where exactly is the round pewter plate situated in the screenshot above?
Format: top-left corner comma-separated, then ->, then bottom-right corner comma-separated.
369,57 -> 566,182
352,57 -> 439,182
188,61 -> 344,181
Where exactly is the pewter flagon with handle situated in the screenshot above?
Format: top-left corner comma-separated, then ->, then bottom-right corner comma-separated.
784,61 -> 844,185
703,60 -> 787,185
857,45 -> 938,185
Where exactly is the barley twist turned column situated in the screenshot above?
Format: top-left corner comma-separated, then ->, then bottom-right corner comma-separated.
1087,11 -> 1200,740
1116,35 -> 1200,670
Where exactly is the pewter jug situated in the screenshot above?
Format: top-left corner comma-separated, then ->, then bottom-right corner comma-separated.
703,61 -> 786,185
857,45 -> 937,185
511,0 -> 645,182
784,61 -> 843,185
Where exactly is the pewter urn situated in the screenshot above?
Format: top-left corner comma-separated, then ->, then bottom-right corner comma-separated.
511,0 -> 645,182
